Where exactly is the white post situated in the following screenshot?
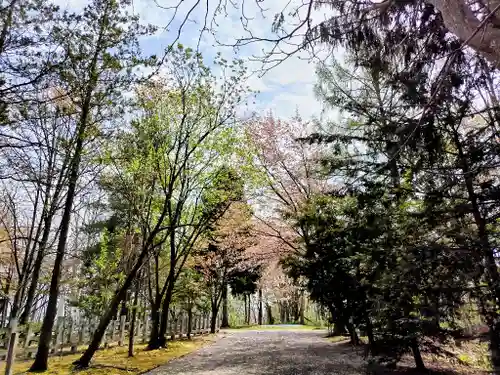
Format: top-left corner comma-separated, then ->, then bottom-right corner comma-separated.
67,317 -> 73,345
78,321 -> 85,345
110,319 -> 116,344
5,318 -> 18,375
118,315 -> 126,346
56,316 -> 64,354
142,314 -> 149,344
103,321 -> 110,348
136,319 -> 142,340
178,313 -> 183,339
170,316 -> 175,341
56,297 -> 65,354
24,323 -> 32,349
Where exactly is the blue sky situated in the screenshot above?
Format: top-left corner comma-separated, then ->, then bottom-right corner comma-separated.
57,0 -> 330,120
137,0 -> 329,119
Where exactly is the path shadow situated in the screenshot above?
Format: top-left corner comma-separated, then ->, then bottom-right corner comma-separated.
367,364 -> 490,375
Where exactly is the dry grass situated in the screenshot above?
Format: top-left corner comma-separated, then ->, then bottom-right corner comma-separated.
328,335 -> 491,374
0,336 -> 216,375
421,338 -> 491,373
369,337 -> 491,374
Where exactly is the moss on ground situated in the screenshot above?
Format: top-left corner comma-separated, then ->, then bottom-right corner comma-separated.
328,336 -> 350,343
0,336 -> 215,375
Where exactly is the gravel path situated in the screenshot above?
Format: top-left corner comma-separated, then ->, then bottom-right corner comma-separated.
147,329 -> 366,375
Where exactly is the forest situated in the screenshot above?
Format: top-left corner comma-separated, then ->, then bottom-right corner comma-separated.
1,0 -> 500,374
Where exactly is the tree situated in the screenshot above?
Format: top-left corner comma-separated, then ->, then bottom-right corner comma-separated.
230,267 -> 262,326
198,196 -> 256,332
127,270 -> 143,357
246,113 -> 326,326
219,0 -> 500,69
247,113 -> 325,250
146,0 -> 500,69
141,56 -> 249,349
74,44 -> 249,366
0,0 -> 60,128
29,0 -> 157,370
0,83 -> 85,329
171,266 -> 209,339
285,184 -> 474,368
72,220 -> 125,319
287,44 -> 500,369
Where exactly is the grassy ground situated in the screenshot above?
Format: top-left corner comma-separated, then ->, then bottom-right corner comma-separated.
225,324 -> 324,331
427,338 -> 491,373
0,336 -> 216,375
328,336 -> 351,343
391,338 -> 491,374
328,335 -> 491,374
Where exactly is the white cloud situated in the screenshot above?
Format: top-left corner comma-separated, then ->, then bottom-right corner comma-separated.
264,58 -> 317,86
53,0 -> 329,119
267,88 -> 324,120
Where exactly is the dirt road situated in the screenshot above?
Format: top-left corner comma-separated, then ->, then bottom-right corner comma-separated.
147,329 -> 365,375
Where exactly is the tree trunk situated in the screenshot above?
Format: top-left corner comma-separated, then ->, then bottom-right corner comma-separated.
426,0 -> 500,68
156,282 -> 175,348
170,313 -> 176,341
221,283 -> 229,328
29,134 -> 85,372
453,128 -> 500,369
365,313 -> 376,354
333,324 -> 346,336
8,289 -> 22,326
285,301 -> 289,323
299,292 -> 305,325
410,339 -> 425,370
128,279 -> 139,357
243,295 -> 248,325
258,288 -> 263,326
293,298 -> 299,322
266,303 -> 274,324
155,227 -> 177,348
332,312 -> 347,336
0,275 -> 12,326
187,308 -> 192,339
488,321 -> 500,372
346,322 -> 360,345
0,299 -> 6,327
20,219 -> 52,325
147,302 -> 161,350
247,295 -> 251,325
73,242 -> 150,368
210,307 -> 218,334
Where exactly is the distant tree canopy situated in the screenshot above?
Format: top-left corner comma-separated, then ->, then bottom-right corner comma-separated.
280,38 -> 500,369
229,267 -> 262,298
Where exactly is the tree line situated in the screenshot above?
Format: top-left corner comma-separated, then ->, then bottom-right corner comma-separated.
2,0 -> 500,373
219,0 -> 500,371
279,21 -> 500,375
0,0 -> 276,372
